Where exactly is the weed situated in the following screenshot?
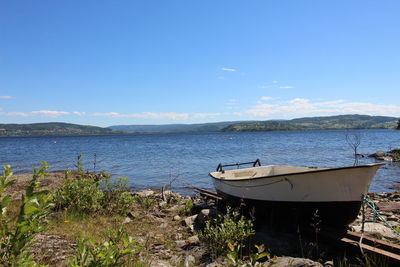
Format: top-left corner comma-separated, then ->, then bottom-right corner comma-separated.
53,154 -> 135,216
226,243 -> 275,267
68,226 -> 141,267
0,163 -> 53,266
199,207 -> 254,259
135,196 -> 155,210
178,199 -> 193,216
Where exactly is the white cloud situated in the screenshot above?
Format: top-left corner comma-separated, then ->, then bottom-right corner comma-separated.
245,98 -> 400,118
1,110 -> 86,117
30,110 -> 70,117
92,112 -> 189,120
260,96 -> 273,101
0,96 -> 13,99
221,67 -> 236,72
258,83 -> 293,89
73,111 -> 86,116
288,98 -> 309,104
193,113 -> 225,119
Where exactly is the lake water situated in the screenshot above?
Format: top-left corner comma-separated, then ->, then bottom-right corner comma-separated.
0,129 -> 399,193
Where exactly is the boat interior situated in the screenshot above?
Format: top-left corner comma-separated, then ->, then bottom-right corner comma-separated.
210,165 -> 328,180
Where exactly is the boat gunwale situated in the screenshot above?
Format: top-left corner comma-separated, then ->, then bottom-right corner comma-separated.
209,162 -> 385,182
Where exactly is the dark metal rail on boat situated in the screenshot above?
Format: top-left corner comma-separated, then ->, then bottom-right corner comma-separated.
216,159 -> 261,172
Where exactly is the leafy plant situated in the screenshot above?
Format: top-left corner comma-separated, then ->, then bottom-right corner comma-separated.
53,154 -> 135,216
135,196 -> 155,210
178,199 -> 193,216
53,172 -> 104,214
226,243 -> 274,267
199,207 -> 254,259
100,176 -> 135,215
68,226 -> 139,267
0,163 -> 53,266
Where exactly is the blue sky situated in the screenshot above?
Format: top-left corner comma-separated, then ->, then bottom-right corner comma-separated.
1,0 -> 400,127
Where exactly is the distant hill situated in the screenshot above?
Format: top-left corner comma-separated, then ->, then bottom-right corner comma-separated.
108,121 -> 253,133
222,115 -> 399,132
1,115 -> 398,136
0,122 -> 117,136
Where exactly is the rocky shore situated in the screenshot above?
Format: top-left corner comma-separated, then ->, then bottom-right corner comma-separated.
368,147 -> 400,162
6,171 -> 400,266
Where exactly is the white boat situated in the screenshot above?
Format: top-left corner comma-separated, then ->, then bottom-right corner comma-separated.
209,160 -> 384,226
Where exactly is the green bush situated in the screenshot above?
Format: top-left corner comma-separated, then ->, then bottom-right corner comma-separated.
199,207 -> 254,259
53,172 -> 104,214
0,163 -> 52,266
53,172 -> 134,216
100,176 -> 135,215
68,226 -> 139,267
178,199 -> 194,216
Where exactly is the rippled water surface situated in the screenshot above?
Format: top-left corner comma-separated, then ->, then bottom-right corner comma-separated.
1,129 -> 399,193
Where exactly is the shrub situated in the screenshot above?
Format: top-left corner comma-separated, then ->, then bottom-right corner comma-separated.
53,173 -> 135,216
0,163 -> 53,266
53,171 -> 104,214
68,226 -> 139,267
178,199 -> 194,216
100,176 -> 135,215
53,154 -> 135,216
135,196 -> 155,210
199,207 -> 254,259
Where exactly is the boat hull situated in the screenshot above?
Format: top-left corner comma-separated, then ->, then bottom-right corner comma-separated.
210,163 -> 383,226
216,189 -> 361,226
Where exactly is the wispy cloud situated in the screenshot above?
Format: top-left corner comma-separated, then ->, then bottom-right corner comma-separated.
0,96 -> 13,99
1,110 -> 84,117
258,82 -> 294,89
92,112 -> 189,120
193,113 -> 225,119
245,98 -> 400,118
221,67 -> 236,72
260,96 -> 273,101
226,99 -> 238,105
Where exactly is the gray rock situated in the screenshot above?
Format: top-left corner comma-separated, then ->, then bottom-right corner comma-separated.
158,222 -> 169,229
164,205 -> 180,213
353,222 -> 399,239
175,240 -> 187,248
187,235 -> 200,245
136,189 -> 155,198
122,217 -> 132,224
184,254 -> 196,267
184,215 -> 198,228
173,215 -> 181,221
273,257 -> 323,267
149,260 -> 173,267
159,201 -> 168,208
197,208 -> 220,224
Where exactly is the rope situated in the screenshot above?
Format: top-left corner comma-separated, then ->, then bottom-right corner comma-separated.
363,197 -> 400,235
